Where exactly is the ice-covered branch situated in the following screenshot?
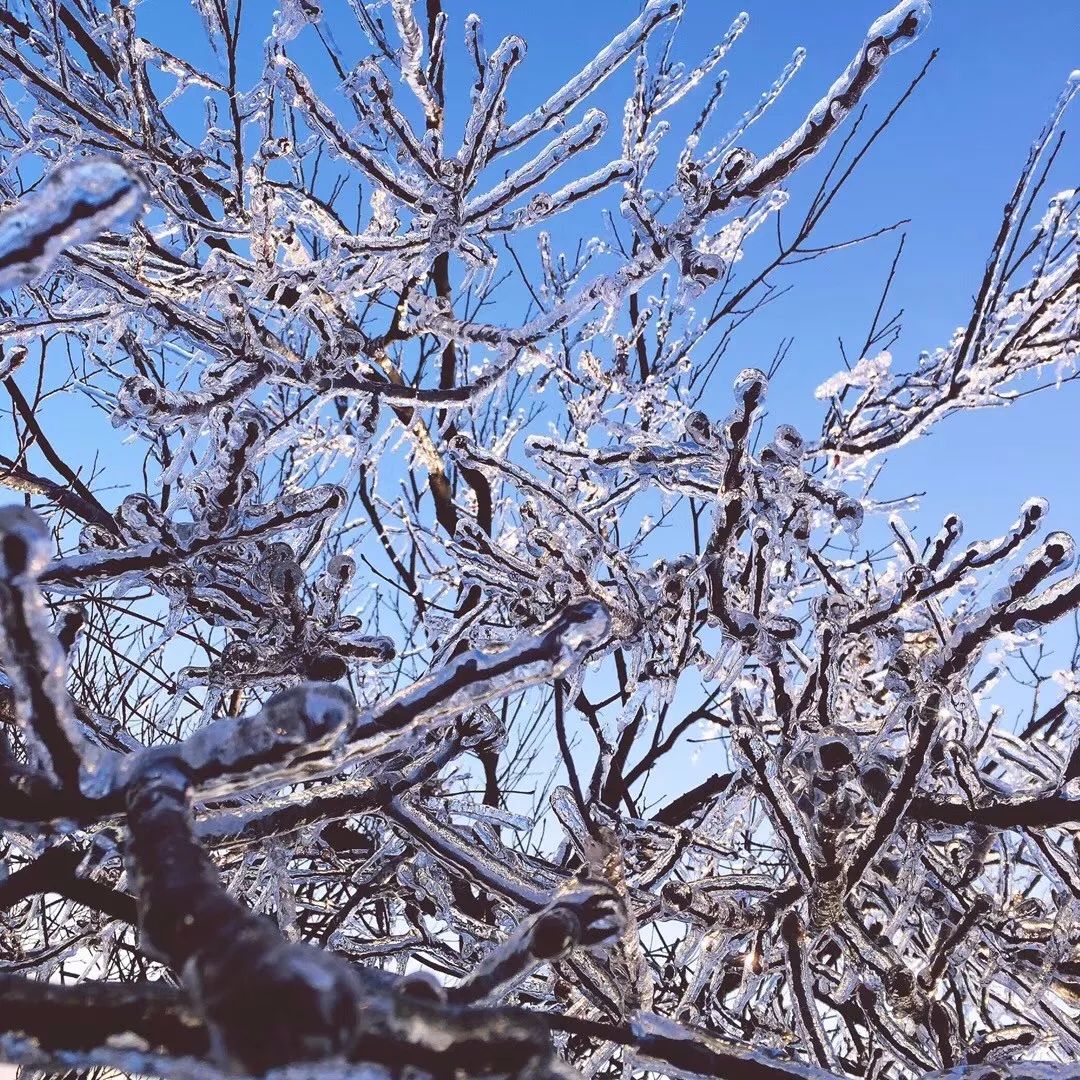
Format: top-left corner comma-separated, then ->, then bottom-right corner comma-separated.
707,2 -> 930,212
0,157 -> 142,289
0,506 -> 105,789
449,880 -> 625,1003
0,974 -> 207,1059
497,0 -> 681,154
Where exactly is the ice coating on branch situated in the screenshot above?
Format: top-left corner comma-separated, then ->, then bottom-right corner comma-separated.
867,0 -> 932,48
0,158 -> 143,289
498,0 -> 681,152
706,47 -> 805,175
0,506 -> 104,790
721,1 -> 930,206
116,683 -> 357,797
3,2 -> 1080,1077
352,599 -> 610,751
815,350 -> 893,399
450,879 -> 625,1002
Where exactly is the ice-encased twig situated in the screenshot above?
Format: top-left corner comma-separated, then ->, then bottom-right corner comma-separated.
125,751 -> 368,1072
628,1010 -> 843,1079
496,0 -> 681,154
0,157 -> 142,289
124,750 -> 580,1076
349,598 -> 610,754
449,880 -> 625,1003
708,1 -> 931,213
0,506 -> 106,790
107,600 -> 608,804
0,972 -> 207,1059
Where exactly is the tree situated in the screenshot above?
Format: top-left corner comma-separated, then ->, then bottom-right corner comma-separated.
0,0 -> 1078,1076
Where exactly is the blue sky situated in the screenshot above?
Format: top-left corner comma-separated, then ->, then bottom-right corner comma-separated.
103,0 -> 1080,545
0,0 -> 1074,859
4,0 -> 1079,634
442,0 -> 1080,537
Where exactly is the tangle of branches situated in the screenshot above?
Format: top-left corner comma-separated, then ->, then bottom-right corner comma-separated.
0,1 -> 1079,1078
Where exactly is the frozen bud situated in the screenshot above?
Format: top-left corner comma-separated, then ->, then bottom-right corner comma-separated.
578,539 -> 602,566
685,410 -> 716,447
865,42 -> 887,66
760,614 -> 800,642
117,493 -> 164,541
866,1 -> 932,57
717,146 -> 756,186
679,248 -> 725,294
611,333 -> 630,368
818,737 -> 855,772
529,908 -> 579,960
220,639 -> 260,676
268,560 -> 302,599
813,593 -> 854,627
334,625 -> 395,664
302,653 -> 348,682
314,555 -> 356,617
758,444 -> 784,471
115,375 -> 169,424
399,970 -> 446,1003
1011,897 -> 1047,921
300,485 -> 347,519
508,596 -> 534,620
728,609 -> 759,641
733,367 -> 768,410
458,707 -> 508,752
525,526 -> 554,558
526,192 -> 554,218
55,606 -> 86,655
1020,497 -> 1049,529
222,406 -> 267,450
541,881 -> 625,954
232,469 -> 259,507
435,157 -> 464,187
676,159 -> 709,208
1041,531 -> 1075,570
660,880 -> 695,913
772,424 -> 804,460
903,564 -> 933,592
885,965 -> 917,1001
885,647 -> 921,690
791,506 -> 811,544
835,498 -> 864,535
78,521 -> 122,553
0,345 -> 28,381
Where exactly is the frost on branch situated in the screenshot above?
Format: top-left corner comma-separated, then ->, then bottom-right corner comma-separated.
1,0 -> 1080,1078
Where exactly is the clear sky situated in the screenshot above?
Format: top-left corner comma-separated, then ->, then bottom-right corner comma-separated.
459,0 -> 1080,546
20,0 -> 1078,546
3,0 -> 1078,665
